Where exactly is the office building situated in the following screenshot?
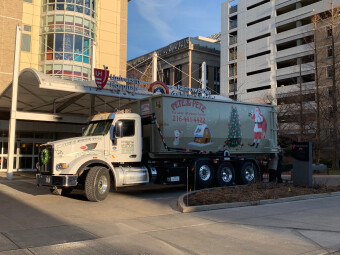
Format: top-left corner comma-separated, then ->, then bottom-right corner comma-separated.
0,0 -> 129,171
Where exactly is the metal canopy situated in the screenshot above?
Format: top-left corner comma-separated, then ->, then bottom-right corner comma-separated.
0,68 -> 149,123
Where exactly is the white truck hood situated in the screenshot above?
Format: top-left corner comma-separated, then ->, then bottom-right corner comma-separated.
51,136 -> 105,159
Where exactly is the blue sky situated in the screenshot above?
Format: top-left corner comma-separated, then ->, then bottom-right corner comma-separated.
127,0 -> 224,60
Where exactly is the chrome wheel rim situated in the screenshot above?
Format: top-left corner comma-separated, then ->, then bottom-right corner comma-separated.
199,165 -> 211,181
221,167 -> 232,183
98,175 -> 108,194
244,165 -> 255,182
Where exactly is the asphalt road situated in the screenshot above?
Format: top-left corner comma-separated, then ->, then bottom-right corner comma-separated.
0,172 -> 340,255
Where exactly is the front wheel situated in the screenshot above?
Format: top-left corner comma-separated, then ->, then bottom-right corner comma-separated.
85,166 -> 110,202
239,161 -> 258,185
216,163 -> 235,186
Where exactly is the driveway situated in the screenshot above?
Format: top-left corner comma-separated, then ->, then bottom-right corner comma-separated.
0,172 -> 340,254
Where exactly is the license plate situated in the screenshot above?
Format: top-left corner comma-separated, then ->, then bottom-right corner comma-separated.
168,176 -> 180,182
45,176 -> 51,184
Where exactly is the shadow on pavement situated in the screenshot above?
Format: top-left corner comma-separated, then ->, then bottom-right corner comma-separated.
0,188 -> 97,253
0,172 -> 187,203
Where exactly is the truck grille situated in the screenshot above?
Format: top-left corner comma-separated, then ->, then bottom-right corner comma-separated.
38,145 -> 54,174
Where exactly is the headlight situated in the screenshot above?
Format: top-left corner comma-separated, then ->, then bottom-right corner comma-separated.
56,163 -> 69,170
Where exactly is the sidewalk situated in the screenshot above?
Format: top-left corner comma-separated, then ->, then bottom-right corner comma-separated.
1,172 -> 340,254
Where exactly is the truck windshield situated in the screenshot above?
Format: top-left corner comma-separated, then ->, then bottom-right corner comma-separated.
83,120 -> 112,136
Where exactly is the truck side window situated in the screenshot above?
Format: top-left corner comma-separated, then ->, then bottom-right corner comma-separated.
120,120 -> 135,137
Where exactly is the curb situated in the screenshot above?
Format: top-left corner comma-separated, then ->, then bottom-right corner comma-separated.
177,191 -> 340,213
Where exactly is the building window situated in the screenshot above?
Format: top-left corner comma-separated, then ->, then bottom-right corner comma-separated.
327,66 -> 333,79
43,0 -> 96,18
40,11 -> 95,80
174,65 -> 182,86
206,65 -> 209,80
21,34 -> 31,52
229,4 -> 237,14
214,67 -> 220,94
229,31 -> 237,45
327,26 -> 332,37
247,68 -> 270,76
23,25 -> 31,32
229,47 -> 237,61
327,46 -> 333,57
247,16 -> 271,27
163,68 -> 170,85
229,80 -> 237,93
246,85 -> 271,93
198,63 -> 202,79
229,16 -> 238,29
229,63 -> 237,77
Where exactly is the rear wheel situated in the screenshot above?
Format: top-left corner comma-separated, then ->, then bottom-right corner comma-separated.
85,166 -> 110,202
216,163 -> 235,186
193,160 -> 215,188
239,161 -> 257,184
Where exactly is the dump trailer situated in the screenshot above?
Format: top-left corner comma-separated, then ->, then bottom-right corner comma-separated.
36,94 -> 278,201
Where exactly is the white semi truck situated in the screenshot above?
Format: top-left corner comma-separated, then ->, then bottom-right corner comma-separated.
37,94 -> 278,201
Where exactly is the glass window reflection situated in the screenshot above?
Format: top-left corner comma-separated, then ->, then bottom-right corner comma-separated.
66,4 -> 74,11
55,34 -> 63,51
41,0 -> 95,81
64,34 -> 74,52
76,5 -> 83,13
56,4 -> 64,10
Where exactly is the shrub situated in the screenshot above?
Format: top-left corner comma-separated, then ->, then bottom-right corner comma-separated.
320,159 -> 332,168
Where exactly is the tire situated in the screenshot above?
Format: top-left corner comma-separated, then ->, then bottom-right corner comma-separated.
50,187 -> 73,196
85,166 -> 110,202
216,163 -> 235,186
239,161 -> 258,185
193,160 -> 215,188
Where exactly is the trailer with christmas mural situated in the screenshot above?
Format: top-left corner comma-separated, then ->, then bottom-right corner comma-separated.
36,94 -> 278,202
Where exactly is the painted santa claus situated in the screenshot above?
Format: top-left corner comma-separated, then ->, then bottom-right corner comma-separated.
249,106 -> 267,148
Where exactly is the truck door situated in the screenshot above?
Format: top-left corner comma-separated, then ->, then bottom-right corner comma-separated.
111,116 -> 142,163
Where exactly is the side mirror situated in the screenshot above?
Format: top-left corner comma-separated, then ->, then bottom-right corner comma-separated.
115,121 -> 123,138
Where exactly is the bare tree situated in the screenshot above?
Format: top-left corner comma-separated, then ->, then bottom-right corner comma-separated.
313,3 -> 340,169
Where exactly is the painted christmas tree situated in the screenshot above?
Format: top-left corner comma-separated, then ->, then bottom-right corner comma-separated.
225,106 -> 242,148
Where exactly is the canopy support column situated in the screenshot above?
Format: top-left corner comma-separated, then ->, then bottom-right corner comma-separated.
152,52 -> 157,82
7,25 -> 21,180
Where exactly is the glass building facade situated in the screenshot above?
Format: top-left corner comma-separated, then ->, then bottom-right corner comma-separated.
39,0 -> 96,81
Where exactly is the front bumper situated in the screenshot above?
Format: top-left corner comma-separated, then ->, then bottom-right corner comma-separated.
36,174 -> 78,187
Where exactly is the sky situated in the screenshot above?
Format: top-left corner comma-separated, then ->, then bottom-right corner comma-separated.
127,0 -> 224,60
